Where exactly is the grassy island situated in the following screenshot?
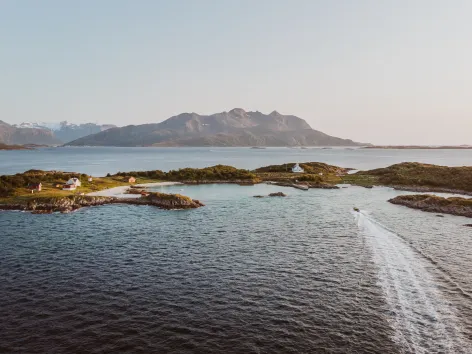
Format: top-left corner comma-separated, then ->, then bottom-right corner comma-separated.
2,161 -> 472,213
343,163 -> 472,194
114,165 -> 260,184
389,194 -> 472,218
0,170 -> 162,203
0,192 -> 204,214
253,162 -> 349,185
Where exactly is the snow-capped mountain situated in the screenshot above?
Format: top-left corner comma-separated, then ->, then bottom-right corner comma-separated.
11,121 -> 117,144
13,122 -> 63,130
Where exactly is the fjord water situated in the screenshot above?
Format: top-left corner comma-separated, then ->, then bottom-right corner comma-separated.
1,149 -> 472,353
2,146 -> 472,175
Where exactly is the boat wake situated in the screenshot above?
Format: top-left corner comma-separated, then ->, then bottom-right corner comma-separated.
355,211 -> 471,353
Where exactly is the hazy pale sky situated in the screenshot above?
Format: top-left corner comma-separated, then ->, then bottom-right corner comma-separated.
1,0 -> 471,145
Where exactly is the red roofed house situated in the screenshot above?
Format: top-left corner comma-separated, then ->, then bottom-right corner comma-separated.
62,184 -> 77,191
28,183 -> 42,192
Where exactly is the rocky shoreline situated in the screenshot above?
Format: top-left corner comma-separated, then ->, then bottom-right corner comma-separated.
392,185 -> 472,196
388,194 -> 472,218
0,193 -> 204,214
269,181 -> 339,190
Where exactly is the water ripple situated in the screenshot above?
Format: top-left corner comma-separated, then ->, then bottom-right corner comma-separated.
1,184 -> 471,353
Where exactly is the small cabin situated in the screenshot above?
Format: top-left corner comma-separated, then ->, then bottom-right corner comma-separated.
28,182 -> 42,191
292,163 -> 304,173
88,177 -> 93,182
66,177 -> 81,187
125,176 -> 136,183
63,184 -> 77,191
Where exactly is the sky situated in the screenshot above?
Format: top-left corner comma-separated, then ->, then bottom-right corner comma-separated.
1,0 -> 471,145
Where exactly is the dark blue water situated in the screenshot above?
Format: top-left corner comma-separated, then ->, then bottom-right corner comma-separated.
1,146 -> 472,175
1,184 -> 472,353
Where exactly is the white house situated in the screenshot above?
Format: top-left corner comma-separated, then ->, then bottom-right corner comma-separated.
66,177 -> 81,187
88,177 -> 93,182
292,163 -> 304,173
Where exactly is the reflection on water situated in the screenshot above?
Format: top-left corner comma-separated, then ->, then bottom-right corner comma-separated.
1,184 -> 471,353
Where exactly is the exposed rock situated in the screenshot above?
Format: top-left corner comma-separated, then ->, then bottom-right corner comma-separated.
436,215 -> 444,217
464,224 -> 472,227
125,192 -> 204,210
0,193 -> 204,214
388,195 -> 472,218
393,186 -> 472,196
269,182 -> 308,190
24,195 -> 115,213
253,195 -> 265,198
269,192 -> 287,197
307,183 -> 340,190
31,210 -> 53,214
126,188 -> 146,194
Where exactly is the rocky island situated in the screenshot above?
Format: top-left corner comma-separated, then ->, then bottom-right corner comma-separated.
2,161 -> 472,216
342,162 -> 472,195
0,170 -> 204,214
389,195 -> 472,218
0,193 -> 204,214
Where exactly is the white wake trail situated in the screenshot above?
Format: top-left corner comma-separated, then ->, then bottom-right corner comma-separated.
355,211 -> 471,354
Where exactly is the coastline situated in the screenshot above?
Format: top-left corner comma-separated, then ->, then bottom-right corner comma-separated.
389,194 -> 472,219
86,182 -> 182,198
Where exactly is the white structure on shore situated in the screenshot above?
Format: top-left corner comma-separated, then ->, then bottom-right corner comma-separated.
66,177 -> 81,187
292,163 -> 304,173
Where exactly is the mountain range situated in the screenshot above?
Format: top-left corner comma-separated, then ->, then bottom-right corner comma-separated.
67,109 -> 362,147
0,120 -> 62,145
0,121 -> 115,145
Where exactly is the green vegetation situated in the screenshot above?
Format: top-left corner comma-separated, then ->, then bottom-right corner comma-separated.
253,162 -> 348,184
115,165 -> 258,182
0,169 -> 160,202
389,194 -> 472,218
114,169 -> 166,180
254,162 -> 348,174
145,192 -> 193,202
0,143 -> 32,150
340,174 -> 379,187
355,162 -> 472,192
296,174 -> 323,183
391,194 -> 472,206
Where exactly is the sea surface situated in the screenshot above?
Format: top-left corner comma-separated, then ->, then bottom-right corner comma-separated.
1,148 -> 472,353
1,146 -> 472,175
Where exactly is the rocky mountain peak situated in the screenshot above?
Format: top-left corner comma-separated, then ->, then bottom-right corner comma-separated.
229,108 -> 247,116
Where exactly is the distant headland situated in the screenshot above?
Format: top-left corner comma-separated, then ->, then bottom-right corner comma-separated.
364,145 -> 472,150
64,109 -> 363,147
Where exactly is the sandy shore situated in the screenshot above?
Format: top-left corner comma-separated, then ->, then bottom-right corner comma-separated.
87,182 -> 182,198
